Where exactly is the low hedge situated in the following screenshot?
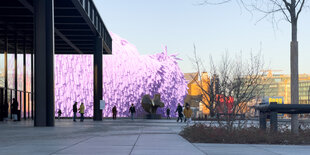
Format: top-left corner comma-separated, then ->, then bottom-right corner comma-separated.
180,123 -> 310,144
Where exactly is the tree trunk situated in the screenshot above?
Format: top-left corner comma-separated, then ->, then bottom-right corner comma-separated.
290,18 -> 299,134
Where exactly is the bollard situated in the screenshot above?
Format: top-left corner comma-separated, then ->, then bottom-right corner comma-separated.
259,111 -> 267,131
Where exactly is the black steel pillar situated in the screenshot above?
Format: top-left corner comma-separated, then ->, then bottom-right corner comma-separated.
270,102 -> 278,132
34,0 -> 55,126
259,111 -> 267,131
4,36 -> 8,120
270,111 -> 278,132
28,93 -> 30,118
14,35 -> 18,118
31,49 -> 33,120
18,91 -> 21,121
0,88 -> 3,121
23,38 -> 26,119
10,90 -> 12,119
93,37 -> 103,121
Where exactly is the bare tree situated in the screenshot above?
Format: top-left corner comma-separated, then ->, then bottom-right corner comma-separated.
191,47 -> 266,130
190,45 -> 217,118
201,0 -> 307,134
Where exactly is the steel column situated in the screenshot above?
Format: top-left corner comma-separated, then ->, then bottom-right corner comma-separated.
34,0 -> 55,126
4,36 -> 8,120
270,111 -> 278,132
23,37 -> 26,119
14,34 -> 18,118
259,111 -> 267,131
270,102 -> 278,132
0,88 -> 3,121
31,50 -> 33,120
93,37 -> 103,121
19,91 -> 22,121
10,90 -> 12,119
28,93 -> 30,118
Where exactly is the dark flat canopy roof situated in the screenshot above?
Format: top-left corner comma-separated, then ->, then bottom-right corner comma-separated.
0,0 -> 112,54
256,104 -> 310,114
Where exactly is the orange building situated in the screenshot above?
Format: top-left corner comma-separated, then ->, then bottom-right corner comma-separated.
184,72 -> 210,115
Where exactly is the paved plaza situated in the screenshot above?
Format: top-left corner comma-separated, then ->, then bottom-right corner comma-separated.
1,119 -> 310,155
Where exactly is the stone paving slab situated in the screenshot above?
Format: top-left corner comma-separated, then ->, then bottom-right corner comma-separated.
194,143 -> 310,155
51,134 -> 204,155
132,134 -> 204,155
53,144 -> 133,155
257,144 -> 310,155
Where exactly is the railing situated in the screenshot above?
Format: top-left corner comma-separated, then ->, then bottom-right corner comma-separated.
77,0 -> 112,51
0,87 -> 33,120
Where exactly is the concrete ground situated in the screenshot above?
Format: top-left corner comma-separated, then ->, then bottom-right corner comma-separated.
0,119 -> 310,155
194,143 -> 310,155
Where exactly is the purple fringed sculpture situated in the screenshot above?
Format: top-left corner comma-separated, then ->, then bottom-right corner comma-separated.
55,33 -> 188,118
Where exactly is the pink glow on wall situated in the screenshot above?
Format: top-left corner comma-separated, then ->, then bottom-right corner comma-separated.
7,54 -> 15,89
55,33 -> 188,117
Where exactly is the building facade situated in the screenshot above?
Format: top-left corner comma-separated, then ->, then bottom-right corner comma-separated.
184,72 -> 210,117
260,71 -> 310,105
184,71 -> 310,118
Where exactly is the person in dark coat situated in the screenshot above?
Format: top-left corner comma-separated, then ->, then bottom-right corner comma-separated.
12,98 -> 18,121
176,103 -> 183,122
73,102 -> 77,122
112,106 -> 117,120
166,107 -> 171,119
129,104 -> 136,120
57,109 -> 62,120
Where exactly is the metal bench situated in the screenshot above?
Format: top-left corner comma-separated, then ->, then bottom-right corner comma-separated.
256,102 -> 310,132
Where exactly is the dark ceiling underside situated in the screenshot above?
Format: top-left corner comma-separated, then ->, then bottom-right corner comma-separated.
0,0 -> 112,54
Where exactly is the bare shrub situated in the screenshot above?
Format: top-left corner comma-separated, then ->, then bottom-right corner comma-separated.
180,123 -> 310,144
191,48 -> 267,130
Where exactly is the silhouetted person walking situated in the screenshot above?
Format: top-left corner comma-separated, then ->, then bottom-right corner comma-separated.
73,102 -> 77,122
166,107 -> 171,119
12,98 -> 18,121
79,103 -> 85,122
57,109 -> 62,120
129,104 -> 136,120
112,106 -> 117,120
176,103 -> 183,122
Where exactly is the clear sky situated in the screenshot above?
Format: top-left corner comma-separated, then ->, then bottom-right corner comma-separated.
0,1 -> 309,75
94,0 -> 310,74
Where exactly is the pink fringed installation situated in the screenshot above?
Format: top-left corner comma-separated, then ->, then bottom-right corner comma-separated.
55,33 -> 188,117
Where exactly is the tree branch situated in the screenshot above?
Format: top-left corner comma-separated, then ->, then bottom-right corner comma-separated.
297,0 -> 306,19
201,0 -> 233,5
